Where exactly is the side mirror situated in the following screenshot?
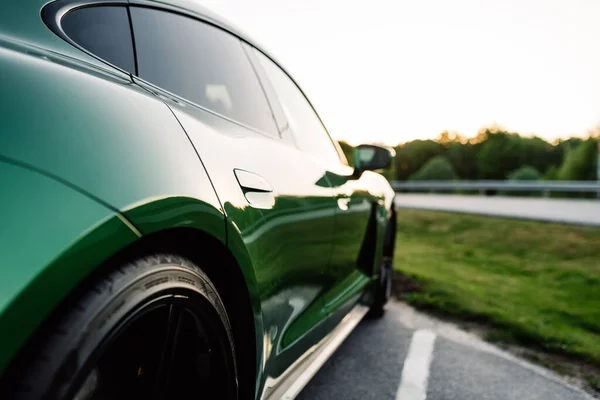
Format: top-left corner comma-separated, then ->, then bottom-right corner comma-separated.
354,144 -> 395,174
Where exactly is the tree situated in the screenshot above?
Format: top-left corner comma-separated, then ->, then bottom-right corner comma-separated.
394,140 -> 445,180
505,165 -> 541,196
519,137 -> 555,175
445,141 -> 478,179
543,165 -> 559,180
437,130 -> 465,145
476,130 -> 523,179
508,165 -> 541,181
409,156 -> 457,181
556,138 -> 597,181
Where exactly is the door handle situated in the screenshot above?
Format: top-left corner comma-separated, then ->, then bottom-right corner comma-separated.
234,169 -> 275,209
234,169 -> 272,192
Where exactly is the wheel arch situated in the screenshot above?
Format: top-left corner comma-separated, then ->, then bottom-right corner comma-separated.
120,197 -> 263,398
111,225 -> 262,399
1,196 -> 263,399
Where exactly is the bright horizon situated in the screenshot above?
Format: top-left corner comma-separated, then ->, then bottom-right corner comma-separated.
199,0 -> 600,146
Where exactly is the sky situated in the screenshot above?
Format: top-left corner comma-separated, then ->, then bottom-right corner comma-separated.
199,0 -> 600,145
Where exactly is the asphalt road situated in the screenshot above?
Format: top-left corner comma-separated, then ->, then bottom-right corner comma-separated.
298,300 -> 595,400
394,194 -> 600,226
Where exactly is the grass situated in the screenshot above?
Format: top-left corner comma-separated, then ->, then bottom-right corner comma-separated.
393,210 -> 600,365
587,375 -> 600,392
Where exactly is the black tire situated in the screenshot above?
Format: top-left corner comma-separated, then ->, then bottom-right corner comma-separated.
369,216 -> 395,318
1,254 -> 238,400
368,255 -> 393,318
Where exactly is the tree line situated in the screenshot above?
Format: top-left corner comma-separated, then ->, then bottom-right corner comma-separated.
338,126 -> 599,182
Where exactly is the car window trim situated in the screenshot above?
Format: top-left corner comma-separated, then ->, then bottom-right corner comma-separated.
242,43 -> 292,143
46,0 -> 300,95
132,73 -> 285,143
240,42 -> 282,139
126,6 -> 140,76
42,0 -> 134,77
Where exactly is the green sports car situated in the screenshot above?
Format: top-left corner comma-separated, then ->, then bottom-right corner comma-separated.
0,1 -> 397,398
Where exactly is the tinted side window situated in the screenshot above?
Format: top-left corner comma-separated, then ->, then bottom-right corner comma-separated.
130,8 -> 278,136
254,51 -> 340,163
62,6 -> 135,73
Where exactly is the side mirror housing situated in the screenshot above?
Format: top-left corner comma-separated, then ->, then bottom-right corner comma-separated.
353,144 -> 395,175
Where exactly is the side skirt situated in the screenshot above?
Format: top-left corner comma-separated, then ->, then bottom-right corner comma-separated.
262,304 -> 369,400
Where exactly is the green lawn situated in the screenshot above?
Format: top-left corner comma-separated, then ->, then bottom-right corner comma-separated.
393,210 -> 600,364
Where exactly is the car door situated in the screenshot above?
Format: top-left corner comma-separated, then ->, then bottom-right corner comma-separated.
127,5 -> 338,384
250,51 -> 377,319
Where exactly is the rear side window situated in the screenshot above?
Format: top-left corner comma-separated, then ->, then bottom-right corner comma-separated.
129,7 -> 278,136
61,6 -> 135,73
254,51 -> 341,163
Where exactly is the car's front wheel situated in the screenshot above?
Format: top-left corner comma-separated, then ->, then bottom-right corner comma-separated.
368,255 -> 393,318
369,216 -> 395,317
2,254 -> 238,400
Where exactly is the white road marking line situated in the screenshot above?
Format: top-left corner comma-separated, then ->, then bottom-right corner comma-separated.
396,329 -> 437,400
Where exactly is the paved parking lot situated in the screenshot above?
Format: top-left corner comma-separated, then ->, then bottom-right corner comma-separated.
299,301 -> 595,400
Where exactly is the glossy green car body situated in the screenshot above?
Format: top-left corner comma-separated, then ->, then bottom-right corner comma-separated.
0,0 -> 396,398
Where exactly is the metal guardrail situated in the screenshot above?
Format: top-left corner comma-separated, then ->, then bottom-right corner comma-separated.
391,180 -> 600,197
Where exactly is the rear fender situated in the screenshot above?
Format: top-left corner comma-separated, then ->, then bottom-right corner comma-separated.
122,197 -> 265,397
0,160 -> 139,374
